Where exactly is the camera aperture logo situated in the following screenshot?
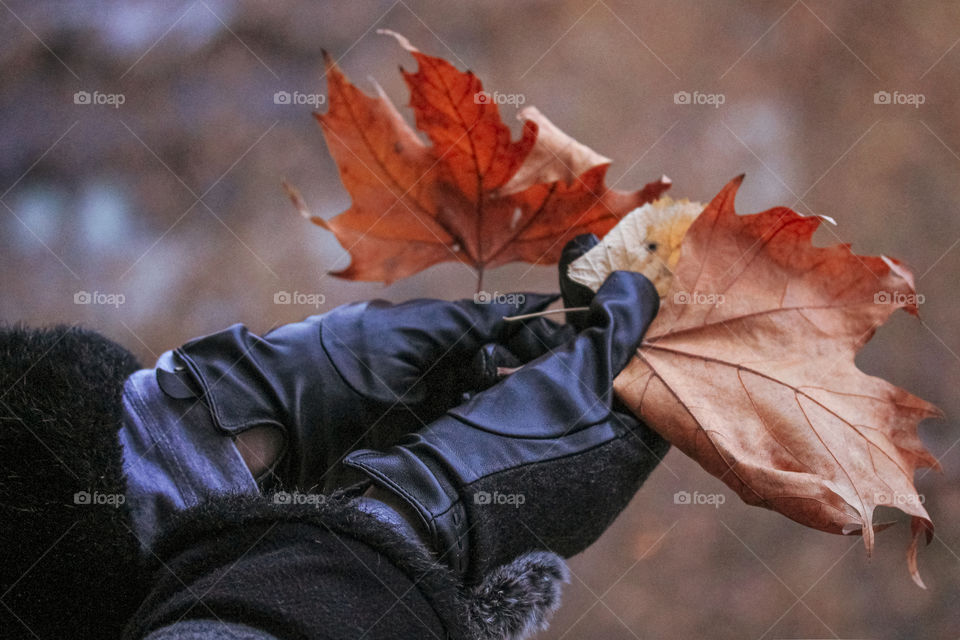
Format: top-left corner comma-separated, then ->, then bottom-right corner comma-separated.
73,90 -> 125,109
272,491 -> 326,505
473,490 -> 526,508
474,91 -> 525,106
274,290 -> 326,308
673,490 -> 725,508
674,90 -> 725,108
74,290 -> 125,308
274,90 -> 326,106
873,90 -> 925,108
473,290 -> 526,306
73,490 -> 125,508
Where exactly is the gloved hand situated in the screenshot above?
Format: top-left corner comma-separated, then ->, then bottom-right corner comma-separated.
162,293 -> 572,492
345,248 -> 670,580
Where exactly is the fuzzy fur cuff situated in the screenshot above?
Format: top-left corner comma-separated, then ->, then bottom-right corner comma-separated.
466,551 -> 569,640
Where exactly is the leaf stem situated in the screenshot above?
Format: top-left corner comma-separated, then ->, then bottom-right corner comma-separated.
503,306 -> 590,322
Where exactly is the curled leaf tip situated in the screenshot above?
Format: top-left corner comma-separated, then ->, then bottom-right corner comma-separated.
378,28 -> 418,53
908,517 -> 934,588
281,179 -> 314,221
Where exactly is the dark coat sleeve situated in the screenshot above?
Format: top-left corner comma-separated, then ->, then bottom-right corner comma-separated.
123,491 -> 569,640
127,519 -> 448,639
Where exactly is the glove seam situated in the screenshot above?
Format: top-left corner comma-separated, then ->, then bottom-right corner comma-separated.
345,456 -> 442,537
317,320 -> 386,406
463,428 -> 637,485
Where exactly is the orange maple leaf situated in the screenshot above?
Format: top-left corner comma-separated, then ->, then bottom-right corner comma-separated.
614,176 -> 942,587
285,30 -> 669,286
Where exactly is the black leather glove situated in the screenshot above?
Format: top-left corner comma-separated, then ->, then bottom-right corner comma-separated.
344,264 -> 670,581
559,232 -> 606,331
161,294 -> 569,491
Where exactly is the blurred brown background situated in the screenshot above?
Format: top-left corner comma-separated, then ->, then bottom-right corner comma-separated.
2,1 -> 958,637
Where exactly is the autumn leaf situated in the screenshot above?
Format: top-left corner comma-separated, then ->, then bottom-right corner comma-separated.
601,176 -> 941,587
285,30 -> 670,285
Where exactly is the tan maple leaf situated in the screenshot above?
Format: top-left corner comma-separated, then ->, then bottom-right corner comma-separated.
595,176 -> 941,587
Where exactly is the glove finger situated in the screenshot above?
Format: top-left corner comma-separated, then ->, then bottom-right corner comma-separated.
503,316 -> 576,362
465,343 -> 524,393
560,233 -> 600,267
449,271 -> 659,438
559,233 -> 600,331
390,343 -> 526,428
320,293 -> 558,407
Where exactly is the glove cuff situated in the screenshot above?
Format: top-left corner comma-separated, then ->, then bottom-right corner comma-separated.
345,443 -> 471,575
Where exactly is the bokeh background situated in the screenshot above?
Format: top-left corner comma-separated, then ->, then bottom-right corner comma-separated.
2,1 -> 958,637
